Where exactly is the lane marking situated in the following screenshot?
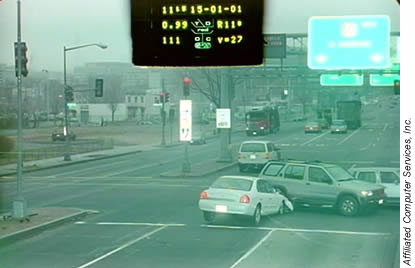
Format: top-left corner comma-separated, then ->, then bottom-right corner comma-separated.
74,222 -> 186,227
229,230 -> 274,268
383,123 -> 388,132
301,131 -> 328,146
337,128 -> 361,145
77,225 -> 167,268
21,182 -> 194,188
201,225 -> 391,236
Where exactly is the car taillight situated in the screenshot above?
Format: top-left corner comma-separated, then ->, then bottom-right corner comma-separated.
200,191 -> 209,199
240,195 -> 251,203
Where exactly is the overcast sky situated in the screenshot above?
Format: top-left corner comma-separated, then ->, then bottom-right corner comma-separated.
0,0 -> 400,72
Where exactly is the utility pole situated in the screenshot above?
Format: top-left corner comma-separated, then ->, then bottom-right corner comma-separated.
161,78 -> 166,146
217,68 -> 232,162
13,0 -> 27,218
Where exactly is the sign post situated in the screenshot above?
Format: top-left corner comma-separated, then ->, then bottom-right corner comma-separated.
180,100 -> 192,173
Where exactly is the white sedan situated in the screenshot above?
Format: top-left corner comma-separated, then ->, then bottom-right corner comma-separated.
199,176 -> 293,225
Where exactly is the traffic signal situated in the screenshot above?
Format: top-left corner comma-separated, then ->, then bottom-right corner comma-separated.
95,79 -> 104,97
14,42 -> 29,77
183,77 -> 192,96
160,92 -> 166,103
165,92 -> 170,103
64,86 -> 74,102
394,80 -> 400,95
281,89 -> 288,100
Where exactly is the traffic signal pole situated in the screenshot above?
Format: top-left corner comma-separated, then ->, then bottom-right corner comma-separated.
13,0 -> 27,218
161,79 -> 166,146
63,47 -> 71,161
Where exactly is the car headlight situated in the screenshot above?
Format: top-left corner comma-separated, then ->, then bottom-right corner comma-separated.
361,190 -> 373,197
260,127 -> 264,130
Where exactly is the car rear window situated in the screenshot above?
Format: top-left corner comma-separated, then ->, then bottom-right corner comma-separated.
332,120 -> 345,126
211,178 -> 253,191
240,143 -> 266,153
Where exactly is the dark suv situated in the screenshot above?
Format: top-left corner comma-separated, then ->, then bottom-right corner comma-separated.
258,161 -> 385,216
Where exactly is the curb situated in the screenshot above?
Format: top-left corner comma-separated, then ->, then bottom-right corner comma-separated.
160,162 -> 237,178
0,209 -> 96,246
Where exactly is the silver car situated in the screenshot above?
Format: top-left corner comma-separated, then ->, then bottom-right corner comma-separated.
199,176 -> 293,225
349,167 -> 400,206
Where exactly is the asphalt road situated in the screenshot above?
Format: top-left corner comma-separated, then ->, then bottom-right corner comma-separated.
0,99 -> 400,268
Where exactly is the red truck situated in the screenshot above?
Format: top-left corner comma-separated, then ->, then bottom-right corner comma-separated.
245,105 -> 280,136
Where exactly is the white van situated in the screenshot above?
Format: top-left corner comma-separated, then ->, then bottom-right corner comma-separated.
238,141 -> 280,172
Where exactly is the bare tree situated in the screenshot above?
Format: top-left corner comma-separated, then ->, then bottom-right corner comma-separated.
104,75 -> 122,122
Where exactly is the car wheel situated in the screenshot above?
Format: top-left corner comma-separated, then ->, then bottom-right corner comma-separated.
203,211 -> 215,223
338,196 -> 360,216
252,205 -> 261,225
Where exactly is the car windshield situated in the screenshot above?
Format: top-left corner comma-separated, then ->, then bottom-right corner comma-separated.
241,143 -> 266,152
211,178 -> 253,191
326,166 -> 354,181
0,1 -> 403,267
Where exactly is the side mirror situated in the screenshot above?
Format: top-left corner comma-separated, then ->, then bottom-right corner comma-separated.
323,178 -> 333,185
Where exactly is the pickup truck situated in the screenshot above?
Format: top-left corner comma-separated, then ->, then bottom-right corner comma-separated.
258,161 -> 385,216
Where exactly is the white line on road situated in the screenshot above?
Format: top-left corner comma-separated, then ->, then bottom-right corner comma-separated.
201,225 -> 391,236
383,123 -> 388,131
97,222 -> 186,227
301,131 -> 328,146
74,221 -> 186,227
229,230 -> 274,268
76,225 -> 167,268
337,128 -> 361,145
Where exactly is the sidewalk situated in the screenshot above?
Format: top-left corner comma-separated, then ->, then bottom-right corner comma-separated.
0,207 -> 98,246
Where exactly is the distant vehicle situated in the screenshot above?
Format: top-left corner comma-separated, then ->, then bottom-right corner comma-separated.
330,119 -> 348,134
56,112 -> 64,121
245,105 -> 280,136
258,160 -> 385,216
199,176 -> 293,225
137,120 -> 153,125
336,100 -> 362,129
238,141 -> 280,172
190,136 -> 206,145
317,118 -> 329,129
304,122 -> 321,134
52,129 -> 76,141
69,117 -> 80,126
348,167 -> 400,206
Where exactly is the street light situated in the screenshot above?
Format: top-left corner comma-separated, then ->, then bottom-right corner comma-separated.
63,43 -> 107,161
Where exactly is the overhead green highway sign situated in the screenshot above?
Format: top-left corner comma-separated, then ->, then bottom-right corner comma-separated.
369,74 -> 400,86
320,74 -> 364,86
308,15 -> 391,70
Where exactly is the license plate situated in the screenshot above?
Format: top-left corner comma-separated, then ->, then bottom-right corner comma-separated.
216,205 -> 228,213
250,155 -> 256,159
